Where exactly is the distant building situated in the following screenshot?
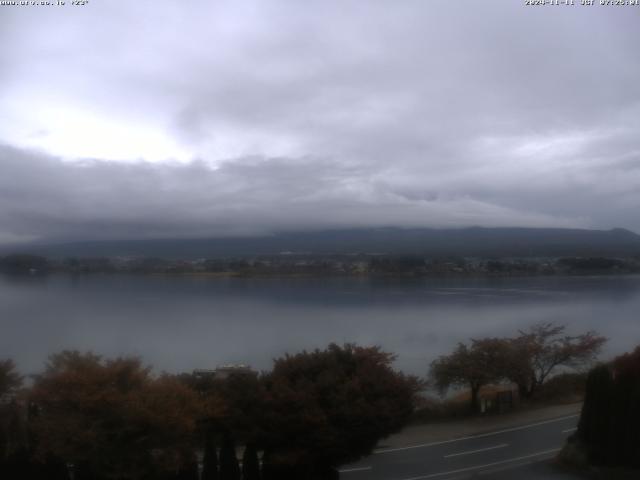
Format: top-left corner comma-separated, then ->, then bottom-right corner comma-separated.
479,387 -> 517,414
193,364 -> 255,381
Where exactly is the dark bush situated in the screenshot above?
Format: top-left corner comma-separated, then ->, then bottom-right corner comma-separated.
576,346 -> 640,468
533,372 -> 587,403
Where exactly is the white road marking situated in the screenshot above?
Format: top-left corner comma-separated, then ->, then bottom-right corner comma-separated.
338,466 -> 372,473
562,427 -> 577,433
375,414 -> 578,454
443,443 -> 509,459
398,448 -> 561,480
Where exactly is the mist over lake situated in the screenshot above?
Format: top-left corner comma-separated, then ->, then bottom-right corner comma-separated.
2,273 -> 639,376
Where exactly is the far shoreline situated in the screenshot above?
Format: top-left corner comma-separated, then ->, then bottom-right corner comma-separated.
5,269 -> 640,280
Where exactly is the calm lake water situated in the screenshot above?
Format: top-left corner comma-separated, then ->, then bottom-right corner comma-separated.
1,274 -> 639,376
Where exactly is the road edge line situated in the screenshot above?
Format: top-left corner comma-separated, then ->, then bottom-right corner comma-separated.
399,448 -> 561,480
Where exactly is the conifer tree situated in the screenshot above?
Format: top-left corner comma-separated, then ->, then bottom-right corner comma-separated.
241,443 -> 260,480
202,431 -> 219,480
219,433 -> 240,480
609,347 -> 640,467
176,451 -> 199,480
576,347 -> 640,468
577,364 -> 613,464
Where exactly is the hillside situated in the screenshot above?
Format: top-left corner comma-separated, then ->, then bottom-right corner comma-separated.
6,227 -> 640,259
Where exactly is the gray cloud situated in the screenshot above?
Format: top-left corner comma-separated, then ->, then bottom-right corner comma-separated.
1,1 -> 639,243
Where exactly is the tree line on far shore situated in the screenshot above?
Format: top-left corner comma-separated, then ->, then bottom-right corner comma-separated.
2,252 -> 640,277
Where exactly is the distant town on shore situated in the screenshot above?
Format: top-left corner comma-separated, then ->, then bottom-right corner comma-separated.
2,227 -> 640,277
2,251 -> 640,277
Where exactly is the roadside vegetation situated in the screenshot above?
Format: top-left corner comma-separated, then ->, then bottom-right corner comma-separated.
0,344 -> 421,480
0,323 -> 610,479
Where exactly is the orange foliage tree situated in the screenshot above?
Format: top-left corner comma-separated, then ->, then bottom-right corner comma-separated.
29,351 -> 204,480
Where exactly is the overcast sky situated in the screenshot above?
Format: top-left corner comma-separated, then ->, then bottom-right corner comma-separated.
1,1 -> 639,244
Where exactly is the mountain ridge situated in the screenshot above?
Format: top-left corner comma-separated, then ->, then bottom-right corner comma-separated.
4,227 -> 640,259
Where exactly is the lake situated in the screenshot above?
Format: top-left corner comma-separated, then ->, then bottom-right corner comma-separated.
1,273 -> 639,376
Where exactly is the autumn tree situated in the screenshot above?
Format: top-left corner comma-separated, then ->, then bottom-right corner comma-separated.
506,323 -> 606,398
29,351 -> 204,479
260,344 -> 421,479
429,338 -> 510,412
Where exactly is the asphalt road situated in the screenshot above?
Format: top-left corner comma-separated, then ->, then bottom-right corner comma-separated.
339,414 -> 582,480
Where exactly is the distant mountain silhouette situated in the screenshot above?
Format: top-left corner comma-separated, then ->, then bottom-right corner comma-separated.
7,227 -> 640,259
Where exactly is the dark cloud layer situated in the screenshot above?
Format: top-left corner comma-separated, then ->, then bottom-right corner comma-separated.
1,142 -> 636,245
1,1 -> 639,243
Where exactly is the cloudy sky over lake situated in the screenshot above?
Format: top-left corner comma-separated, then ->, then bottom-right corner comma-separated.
1,0 -> 639,244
